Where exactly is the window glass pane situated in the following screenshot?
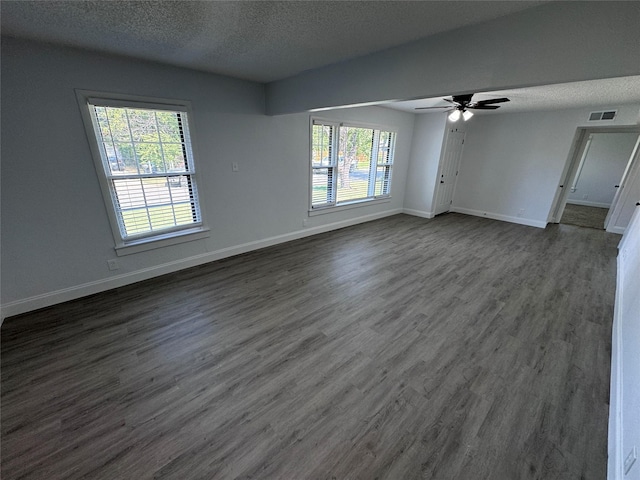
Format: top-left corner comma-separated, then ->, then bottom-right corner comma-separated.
90,102 -> 201,240
374,166 -> 391,196
101,142 -> 125,175
156,111 -> 182,143
94,107 -> 112,141
336,162 -> 370,202
120,209 -> 151,236
127,109 -> 158,142
173,202 -> 197,226
104,107 -> 131,142
141,177 -> 172,207
113,178 -> 146,209
167,176 -> 190,198
111,142 -> 138,173
112,177 -> 198,236
312,168 -> 332,205
337,126 -> 373,203
377,131 -> 394,164
135,143 -> 166,173
312,124 -> 333,167
163,144 -> 187,172
310,121 -> 395,209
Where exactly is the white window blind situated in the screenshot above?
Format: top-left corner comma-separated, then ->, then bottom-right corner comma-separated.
311,120 -> 395,209
87,100 -> 202,242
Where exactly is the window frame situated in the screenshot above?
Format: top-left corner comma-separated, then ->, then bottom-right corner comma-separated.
309,117 -> 396,214
76,90 -> 209,255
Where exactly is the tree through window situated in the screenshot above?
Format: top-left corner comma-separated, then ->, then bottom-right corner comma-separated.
311,120 -> 395,209
80,93 -> 204,247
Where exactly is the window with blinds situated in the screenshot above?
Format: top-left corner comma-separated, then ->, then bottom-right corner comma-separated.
311,120 -> 396,209
81,94 -> 204,247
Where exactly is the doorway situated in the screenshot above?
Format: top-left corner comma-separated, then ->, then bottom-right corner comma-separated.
551,128 -> 640,230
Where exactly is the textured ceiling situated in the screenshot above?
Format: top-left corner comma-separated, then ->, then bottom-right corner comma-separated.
384,76 -> 640,115
1,0 -> 545,83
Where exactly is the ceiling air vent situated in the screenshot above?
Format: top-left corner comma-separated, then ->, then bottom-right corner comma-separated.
588,110 -> 617,121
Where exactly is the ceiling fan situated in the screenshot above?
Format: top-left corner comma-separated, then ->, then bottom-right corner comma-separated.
415,93 -> 510,121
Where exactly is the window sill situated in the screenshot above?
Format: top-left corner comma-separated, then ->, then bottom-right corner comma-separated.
115,227 -> 210,256
309,197 -> 391,216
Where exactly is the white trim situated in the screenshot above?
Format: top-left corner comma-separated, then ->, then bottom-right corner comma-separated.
566,199 -> 611,209
309,117 -> 396,211
570,133 -> 594,192
75,89 -> 209,250
451,206 -> 547,229
606,136 -> 640,232
607,225 -> 626,235
607,251 -> 624,480
1,209 -> 402,321
403,208 -> 435,219
309,197 -> 391,216
116,228 -> 210,256
311,116 -> 399,133
607,205 -> 640,479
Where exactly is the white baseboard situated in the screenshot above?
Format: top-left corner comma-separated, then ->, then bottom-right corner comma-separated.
402,208 -> 435,219
1,209 -> 402,320
450,206 -> 547,229
567,199 -> 611,209
607,225 -> 626,235
608,253 -> 624,480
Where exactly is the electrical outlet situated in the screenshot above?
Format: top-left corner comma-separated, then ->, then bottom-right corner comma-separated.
232,162 -> 239,172
107,259 -> 119,271
302,219 -> 308,228
583,194 -> 588,200
518,209 -> 525,217
624,446 -> 637,475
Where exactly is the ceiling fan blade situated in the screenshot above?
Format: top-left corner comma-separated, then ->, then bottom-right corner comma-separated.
474,97 -> 510,106
469,105 -> 500,110
415,106 -> 453,110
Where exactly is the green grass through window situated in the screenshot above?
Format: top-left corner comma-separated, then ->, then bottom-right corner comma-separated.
121,203 -> 194,235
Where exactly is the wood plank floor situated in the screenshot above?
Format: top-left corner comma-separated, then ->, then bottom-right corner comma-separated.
561,203 -> 609,230
1,213 -> 620,479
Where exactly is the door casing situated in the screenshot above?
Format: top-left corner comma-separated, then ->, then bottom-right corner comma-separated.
548,126 -> 640,226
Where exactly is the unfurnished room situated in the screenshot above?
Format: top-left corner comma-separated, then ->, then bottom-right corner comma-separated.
1,2 -> 640,479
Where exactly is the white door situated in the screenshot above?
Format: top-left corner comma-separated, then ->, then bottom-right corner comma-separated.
604,133 -> 640,230
434,129 -> 465,215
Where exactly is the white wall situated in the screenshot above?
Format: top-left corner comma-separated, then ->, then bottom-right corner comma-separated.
266,2 -> 640,114
403,113 -> 448,217
0,37 -> 415,317
609,205 -> 640,480
452,105 -> 640,227
567,132 -> 639,208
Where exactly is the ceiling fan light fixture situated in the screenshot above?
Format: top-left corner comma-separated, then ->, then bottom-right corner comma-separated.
448,109 -> 461,122
462,110 -> 474,121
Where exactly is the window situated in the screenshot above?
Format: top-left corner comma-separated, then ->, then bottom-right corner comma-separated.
311,119 -> 395,210
78,92 -> 207,253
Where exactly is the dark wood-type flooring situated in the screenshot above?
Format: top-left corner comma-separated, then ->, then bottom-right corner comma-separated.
1,213 -> 620,479
561,203 -> 609,230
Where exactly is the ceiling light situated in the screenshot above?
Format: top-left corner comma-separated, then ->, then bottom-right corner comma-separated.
462,110 -> 474,121
448,110 -> 461,122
